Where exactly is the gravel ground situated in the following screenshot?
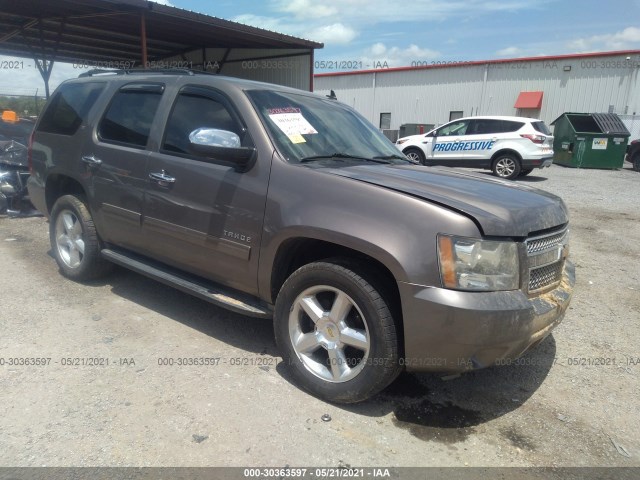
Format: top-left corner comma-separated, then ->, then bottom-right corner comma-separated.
0,163 -> 639,470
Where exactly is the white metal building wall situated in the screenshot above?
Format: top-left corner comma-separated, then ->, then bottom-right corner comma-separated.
314,52 -> 640,130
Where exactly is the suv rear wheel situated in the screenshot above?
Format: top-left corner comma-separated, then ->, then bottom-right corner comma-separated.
492,154 -> 521,179
50,194 -> 112,281
633,153 -> 640,172
274,260 -> 401,403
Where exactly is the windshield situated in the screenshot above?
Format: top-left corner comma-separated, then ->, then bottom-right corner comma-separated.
246,89 -> 410,165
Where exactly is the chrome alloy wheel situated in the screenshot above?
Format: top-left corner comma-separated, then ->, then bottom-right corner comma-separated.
54,209 -> 85,268
405,151 -> 422,162
288,285 -> 370,383
495,157 -> 517,177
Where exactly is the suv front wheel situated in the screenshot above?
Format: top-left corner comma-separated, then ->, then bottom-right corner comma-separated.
274,260 -> 401,403
50,194 -> 112,281
403,147 -> 426,164
492,154 -> 521,179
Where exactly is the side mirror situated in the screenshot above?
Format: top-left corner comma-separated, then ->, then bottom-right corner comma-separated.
188,128 -> 256,172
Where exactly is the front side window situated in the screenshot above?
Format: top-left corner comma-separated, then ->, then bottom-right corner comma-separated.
162,91 -> 243,154
98,85 -> 163,148
437,120 -> 469,137
247,89 -> 408,164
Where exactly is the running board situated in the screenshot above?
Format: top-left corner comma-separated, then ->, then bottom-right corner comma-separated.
101,248 -> 272,319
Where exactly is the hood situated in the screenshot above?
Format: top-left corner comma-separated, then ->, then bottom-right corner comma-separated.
323,164 -> 568,237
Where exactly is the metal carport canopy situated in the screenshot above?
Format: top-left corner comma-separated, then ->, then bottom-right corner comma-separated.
0,0 -> 323,93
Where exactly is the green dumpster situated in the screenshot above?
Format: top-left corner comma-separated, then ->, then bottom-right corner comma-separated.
550,113 -> 630,168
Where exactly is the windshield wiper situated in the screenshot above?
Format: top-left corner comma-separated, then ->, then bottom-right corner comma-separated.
300,153 -> 391,164
372,154 -> 413,162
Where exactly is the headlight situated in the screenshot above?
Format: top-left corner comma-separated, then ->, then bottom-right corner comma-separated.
437,235 -> 520,291
396,138 -> 409,145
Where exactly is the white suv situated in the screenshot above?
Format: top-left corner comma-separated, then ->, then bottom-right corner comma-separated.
396,115 -> 554,179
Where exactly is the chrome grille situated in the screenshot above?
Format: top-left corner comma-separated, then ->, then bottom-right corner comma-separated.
526,230 -> 567,254
529,262 -> 564,291
525,226 -> 568,293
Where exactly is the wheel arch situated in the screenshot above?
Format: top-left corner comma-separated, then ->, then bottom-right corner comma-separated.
45,174 -> 87,215
490,148 -> 522,164
402,146 -> 426,162
268,236 -> 405,354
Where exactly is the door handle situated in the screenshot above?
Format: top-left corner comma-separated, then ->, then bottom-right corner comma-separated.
81,155 -> 102,167
149,170 -> 176,185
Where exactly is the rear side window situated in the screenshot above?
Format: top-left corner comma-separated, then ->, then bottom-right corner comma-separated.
98,84 -> 163,148
38,82 -> 105,136
469,119 -> 501,135
501,120 -> 525,133
532,121 -> 552,135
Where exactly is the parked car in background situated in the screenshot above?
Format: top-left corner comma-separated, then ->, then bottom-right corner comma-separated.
0,113 -> 34,145
396,115 -> 554,180
625,139 -> 640,171
0,112 -> 34,215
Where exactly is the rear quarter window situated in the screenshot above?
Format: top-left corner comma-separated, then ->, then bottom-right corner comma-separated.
37,82 -> 105,136
532,121 -> 552,135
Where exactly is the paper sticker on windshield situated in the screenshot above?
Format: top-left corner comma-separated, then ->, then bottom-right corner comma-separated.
268,108 -> 318,139
288,134 -> 306,144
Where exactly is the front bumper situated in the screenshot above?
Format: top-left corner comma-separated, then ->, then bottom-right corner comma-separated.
398,260 -> 574,372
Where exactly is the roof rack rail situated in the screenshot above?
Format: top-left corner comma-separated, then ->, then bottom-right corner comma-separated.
78,68 -> 197,78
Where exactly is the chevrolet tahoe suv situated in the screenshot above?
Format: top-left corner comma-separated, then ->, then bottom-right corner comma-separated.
396,115 -> 554,179
28,70 -> 574,403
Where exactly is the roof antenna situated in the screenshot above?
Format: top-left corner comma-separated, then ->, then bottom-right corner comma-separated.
326,89 -> 337,100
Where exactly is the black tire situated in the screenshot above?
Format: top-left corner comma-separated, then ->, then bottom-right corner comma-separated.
403,147 -> 426,165
633,153 -> 640,172
519,168 -> 534,177
274,259 -> 401,403
492,153 -> 521,179
50,194 -> 112,281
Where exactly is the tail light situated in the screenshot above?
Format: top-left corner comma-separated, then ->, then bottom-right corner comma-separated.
520,134 -> 546,144
27,129 -> 35,174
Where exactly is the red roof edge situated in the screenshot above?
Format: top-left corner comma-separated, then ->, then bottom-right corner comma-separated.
314,49 -> 640,78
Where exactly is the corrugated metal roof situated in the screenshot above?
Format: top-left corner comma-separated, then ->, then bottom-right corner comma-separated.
0,0 -> 323,65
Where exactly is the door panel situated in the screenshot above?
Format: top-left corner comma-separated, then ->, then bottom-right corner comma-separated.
430,119 -> 469,165
463,119 -> 500,165
88,83 -> 163,251
142,87 -> 269,295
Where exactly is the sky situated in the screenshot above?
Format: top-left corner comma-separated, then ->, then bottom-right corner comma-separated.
1,0 -> 640,98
